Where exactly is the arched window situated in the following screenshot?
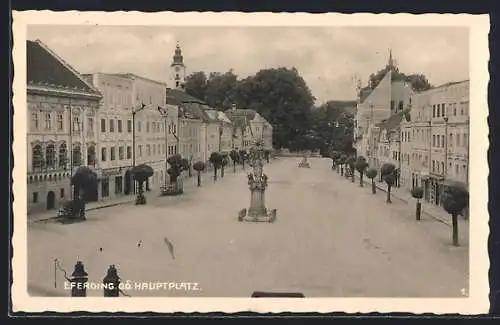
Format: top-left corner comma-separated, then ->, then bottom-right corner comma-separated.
46,143 -> 56,168
87,145 -> 96,166
32,144 -> 43,170
72,143 -> 82,167
59,142 -> 67,168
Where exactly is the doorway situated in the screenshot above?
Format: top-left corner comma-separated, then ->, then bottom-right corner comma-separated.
46,191 -> 55,210
124,171 -> 132,195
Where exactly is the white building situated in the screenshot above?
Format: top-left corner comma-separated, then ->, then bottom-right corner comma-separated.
27,40 -> 102,214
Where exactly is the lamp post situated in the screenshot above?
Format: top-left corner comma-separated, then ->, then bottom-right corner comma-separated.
132,103 -> 146,193
158,106 -> 169,185
219,120 -> 223,153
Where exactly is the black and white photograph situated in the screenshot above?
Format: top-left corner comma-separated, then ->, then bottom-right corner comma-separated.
12,12 -> 489,314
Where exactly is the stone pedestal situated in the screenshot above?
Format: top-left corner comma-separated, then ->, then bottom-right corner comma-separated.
238,139 -> 277,223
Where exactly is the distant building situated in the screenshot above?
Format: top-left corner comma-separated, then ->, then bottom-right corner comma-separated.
354,50 -> 413,165
225,107 -> 274,151
27,40 -> 102,214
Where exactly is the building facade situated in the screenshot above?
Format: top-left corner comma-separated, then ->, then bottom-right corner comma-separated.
225,108 -> 273,151
27,40 -> 102,214
407,80 -> 470,206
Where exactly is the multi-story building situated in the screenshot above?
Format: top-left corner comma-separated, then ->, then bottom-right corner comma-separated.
407,80 -> 469,207
354,51 -> 413,166
27,40 -> 102,214
225,107 -> 273,151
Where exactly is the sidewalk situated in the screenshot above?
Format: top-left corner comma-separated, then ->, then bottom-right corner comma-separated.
339,171 -> 467,228
28,164 -> 251,224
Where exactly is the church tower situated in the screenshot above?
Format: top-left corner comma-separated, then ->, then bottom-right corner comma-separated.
169,42 -> 187,90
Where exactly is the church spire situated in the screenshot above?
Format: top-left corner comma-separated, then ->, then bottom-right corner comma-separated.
171,42 -> 185,67
388,48 -> 394,69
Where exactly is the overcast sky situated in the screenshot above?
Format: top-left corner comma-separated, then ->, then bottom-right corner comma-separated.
27,25 -> 469,104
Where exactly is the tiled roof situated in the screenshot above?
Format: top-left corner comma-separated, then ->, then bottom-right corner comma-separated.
225,108 -> 257,121
166,89 -> 207,106
27,40 -> 101,97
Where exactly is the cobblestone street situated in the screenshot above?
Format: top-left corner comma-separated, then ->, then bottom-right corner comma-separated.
27,157 -> 469,298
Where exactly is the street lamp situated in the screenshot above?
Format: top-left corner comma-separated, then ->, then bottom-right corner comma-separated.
219,120 -> 223,152
132,102 -> 146,193
157,106 -> 169,186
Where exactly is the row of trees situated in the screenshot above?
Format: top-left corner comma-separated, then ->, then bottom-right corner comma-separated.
184,68 -> 356,153
330,151 -> 469,247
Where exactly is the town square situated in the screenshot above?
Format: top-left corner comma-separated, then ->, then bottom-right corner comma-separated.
22,23 -> 472,299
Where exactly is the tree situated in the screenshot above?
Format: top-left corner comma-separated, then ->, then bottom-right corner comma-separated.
209,152 -> 223,181
221,155 -> 229,178
442,182 -> 469,246
347,156 -> 356,182
355,156 -> 369,187
330,150 -> 341,170
184,71 -> 208,101
368,66 -> 432,92
411,186 -> 424,221
193,161 -> 206,187
229,149 -> 239,173
380,163 -> 398,203
366,168 -> 378,194
339,154 -> 347,176
131,164 -> 154,205
70,166 -> 97,219
239,149 -> 247,169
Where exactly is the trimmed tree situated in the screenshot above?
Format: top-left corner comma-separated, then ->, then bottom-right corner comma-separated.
70,166 -> 97,219
229,149 -> 239,173
347,156 -> 356,182
209,152 -> 223,181
239,149 -> 247,169
380,163 -> 398,203
330,150 -> 341,170
366,168 -> 378,194
165,154 -> 186,194
339,154 -> 347,176
221,155 -> 229,178
131,163 -> 154,205
193,161 -> 206,187
411,186 -> 424,221
355,156 -> 369,187
442,182 -> 469,246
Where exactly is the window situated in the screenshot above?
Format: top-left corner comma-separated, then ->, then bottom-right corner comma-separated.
33,192 -> 38,203
432,105 -> 436,118
127,146 -> 132,159
87,146 -> 96,166
110,147 -> 116,161
87,117 -> 94,135
432,135 -> 436,147
432,160 -> 435,172
153,144 -> 156,155
58,142 -> 67,168
31,112 -> 39,131
109,119 -> 115,132
463,133 -> 468,147
449,134 -> 453,148
398,101 -> 404,111
72,145 -> 82,166
72,115 -> 81,133
119,146 -> 124,160
146,144 -> 151,156
174,145 -> 177,154
32,144 -> 43,170
146,122 -> 150,133
45,144 -> 55,168
456,133 -> 461,146
138,145 -> 142,157
453,106 -> 457,116
44,112 -> 52,130
127,120 -> 132,133
441,162 -> 445,175
57,113 -> 64,131
137,121 -> 142,132
437,104 -> 441,118
441,135 -> 445,148
118,120 -> 123,132
60,188 -> 65,198
101,119 -> 106,132
101,147 -> 107,162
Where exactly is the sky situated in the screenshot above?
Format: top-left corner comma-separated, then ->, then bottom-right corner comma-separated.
27,25 -> 469,104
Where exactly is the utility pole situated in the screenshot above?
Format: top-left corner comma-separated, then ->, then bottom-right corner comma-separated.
132,103 -> 146,193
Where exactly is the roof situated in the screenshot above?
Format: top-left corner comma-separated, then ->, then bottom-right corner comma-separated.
375,110 -> 408,132
224,108 -> 257,121
27,40 -> 101,97
359,87 -> 372,104
166,89 -> 207,106
110,73 -> 167,86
